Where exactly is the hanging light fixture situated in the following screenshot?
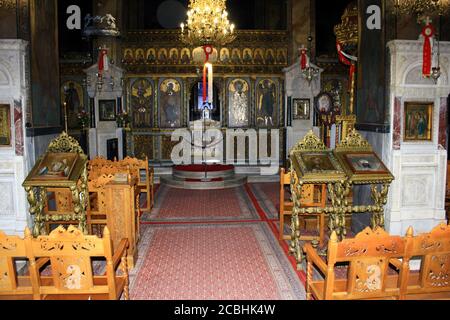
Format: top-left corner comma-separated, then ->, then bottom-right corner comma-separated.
180,0 -> 236,47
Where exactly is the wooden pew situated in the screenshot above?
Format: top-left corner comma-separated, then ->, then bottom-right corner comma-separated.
304,227 -> 407,300
400,223 -> 450,300
29,225 -> 129,300
0,230 -> 38,300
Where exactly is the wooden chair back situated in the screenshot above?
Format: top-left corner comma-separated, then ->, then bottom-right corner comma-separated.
86,174 -> 116,235
405,223 -> 450,297
0,230 -> 34,298
325,227 -> 406,300
29,225 -> 128,300
88,156 -> 153,212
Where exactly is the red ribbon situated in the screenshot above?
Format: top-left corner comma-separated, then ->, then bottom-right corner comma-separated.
300,49 -> 307,70
203,45 -> 213,63
336,41 -> 355,89
421,24 -> 435,77
98,49 -> 107,74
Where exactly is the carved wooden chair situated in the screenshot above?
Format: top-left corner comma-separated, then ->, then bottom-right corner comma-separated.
86,174 -> 115,236
29,225 -> 129,300
304,227 -> 407,300
279,168 -> 327,246
400,223 -> 450,299
120,156 -> 154,212
0,230 -> 41,300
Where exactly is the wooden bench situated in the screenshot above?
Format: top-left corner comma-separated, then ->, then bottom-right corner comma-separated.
304,224 -> 450,300
400,223 -> 450,300
0,230 -> 37,300
29,225 -> 129,300
279,167 -> 327,245
86,173 -> 140,269
88,156 -> 154,212
304,227 -> 407,300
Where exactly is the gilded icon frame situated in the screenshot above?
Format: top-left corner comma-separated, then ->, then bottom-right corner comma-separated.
293,98 -> 310,120
0,104 -> 11,146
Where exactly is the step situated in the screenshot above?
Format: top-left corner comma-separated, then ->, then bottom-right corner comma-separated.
160,175 -> 247,190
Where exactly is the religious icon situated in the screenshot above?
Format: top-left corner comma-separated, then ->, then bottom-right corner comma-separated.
243,48 -> 252,64
135,49 -> 145,62
315,92 -> 334,115
231,48 -> 241,64
293,98 -> 310,120
228,79 -> 249,127
123,49 -> 133,63
257,79 -> 277,127
146,49 -> 156,63
266,49 -> 275,64
343,152 -> 389,174
169,48 -> 179,64
158,49 -> 168,64
30,152 -> 78,181
0,104 -> 11,146
254,48 -> 264,64
99,100 -> 116,121
131,78 -> 153,128
220,48 -> 230,63
277,49 -> 286,64
301,153 -> 337,173
159,79 -> 181,128
404,102 -> 432,141
181,48 -> 191,64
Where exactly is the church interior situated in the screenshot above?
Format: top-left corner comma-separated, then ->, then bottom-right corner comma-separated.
0,0 -> 450,301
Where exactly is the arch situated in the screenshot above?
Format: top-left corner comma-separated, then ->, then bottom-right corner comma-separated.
402,61 -> 448,86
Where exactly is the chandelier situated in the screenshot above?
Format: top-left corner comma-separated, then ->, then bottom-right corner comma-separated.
394,0 -> 450,21
180,0 -> 236,47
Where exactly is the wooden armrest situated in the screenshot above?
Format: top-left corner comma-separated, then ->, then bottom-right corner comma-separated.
112,239 -> 128,270
389,258 -> 402,270
304,243 -> 328,274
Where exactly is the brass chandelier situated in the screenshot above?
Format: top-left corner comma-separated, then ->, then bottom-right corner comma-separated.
180,0 -> 236,47
394,0 -> 450,21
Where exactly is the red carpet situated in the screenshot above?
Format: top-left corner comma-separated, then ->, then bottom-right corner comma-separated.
129,182 -> 307,300
247,182 -> 285,219
141,184 -> 259,222
129,224 -> 305,300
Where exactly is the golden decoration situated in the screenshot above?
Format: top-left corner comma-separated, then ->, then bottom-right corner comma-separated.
160,79 -> 181,93
290,130 -> 327,154
335,129 -> 372,152
47,131 -> 85,155
334,1 -> 358,48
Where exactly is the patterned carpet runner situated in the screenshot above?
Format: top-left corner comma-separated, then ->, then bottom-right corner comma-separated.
129,182 -> 307,300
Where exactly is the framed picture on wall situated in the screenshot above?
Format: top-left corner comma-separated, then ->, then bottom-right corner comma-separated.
404,102 -> 433,141
99,100 -> 116,121
293,98 -> 310,120
0,104 -> 11,146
